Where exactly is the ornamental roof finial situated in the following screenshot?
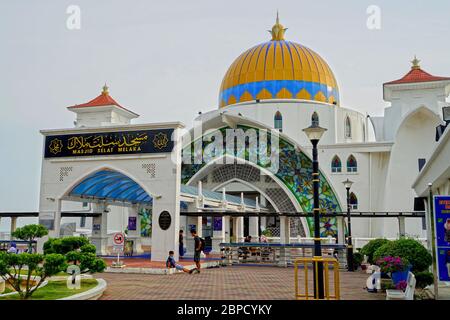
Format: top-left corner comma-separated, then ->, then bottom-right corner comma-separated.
269,11 -> 287,41
411,55 -> 421,70
102,83 -> 109,95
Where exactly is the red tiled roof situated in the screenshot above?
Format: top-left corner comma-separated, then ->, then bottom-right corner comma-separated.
68,86 -> 138,116
385,67 -> 450,85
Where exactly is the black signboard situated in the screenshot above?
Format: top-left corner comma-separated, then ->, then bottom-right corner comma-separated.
44,129 -> 174,158
158,211 -> 172,230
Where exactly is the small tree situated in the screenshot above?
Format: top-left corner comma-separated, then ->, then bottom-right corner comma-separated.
11,224 -> 49,253
0,252 -> 66,299
44,237 -> 106,274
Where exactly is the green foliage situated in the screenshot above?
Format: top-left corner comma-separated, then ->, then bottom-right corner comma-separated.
0,252 -> 66,299
11,224 -> 48,241
353,252 -> 364,269
373,238 -> 432,273
43,236 -> 89,255
261,229 -> 272,237
415,271 -> 434,289
80,244 -> 97,254
43,236 -> 105,274
360,238 -> 390,264
0,279 -> 98,300
79,252 -> 107,273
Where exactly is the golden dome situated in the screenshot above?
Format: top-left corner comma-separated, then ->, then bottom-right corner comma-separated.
219,15 -> 339,108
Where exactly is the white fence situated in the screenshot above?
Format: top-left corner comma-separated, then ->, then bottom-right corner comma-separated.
265,236 -> 428,249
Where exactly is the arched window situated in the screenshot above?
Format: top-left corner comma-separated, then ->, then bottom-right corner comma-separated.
331,156 -> 342,173
345,116 -> 352,138
349,192 -> 358,210
347,155 -> 357,173
274,111 -> 283,132
312,112 -> 319,126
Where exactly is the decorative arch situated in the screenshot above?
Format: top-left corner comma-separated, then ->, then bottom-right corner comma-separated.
349,192 -> 358,210
331,155 -> 342,173
64,169 -> 153,207
345,116 -> 352,138
181,125 -> 342,237
274,111 -> 283,132
347,155 -> 357,173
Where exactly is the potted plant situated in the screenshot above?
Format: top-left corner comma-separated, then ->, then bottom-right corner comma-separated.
376,256 -> 410,285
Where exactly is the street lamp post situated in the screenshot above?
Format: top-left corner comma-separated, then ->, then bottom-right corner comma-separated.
342,178 -> 354,272
303,114 -> 327,299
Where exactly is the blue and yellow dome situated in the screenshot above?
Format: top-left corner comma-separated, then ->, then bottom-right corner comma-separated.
219,15 -> 339,108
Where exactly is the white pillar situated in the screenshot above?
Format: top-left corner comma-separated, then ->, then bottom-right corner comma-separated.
224,216 -> 231,243
278,216 -> 290,267
398,216 -> 406,238
337,216 -> 345,245
10,217 -> 18,238
249,216 -> 259,240
260,217 -> 267,232
127,207 -> 143,254
235,217 -> 244,242
37,199 -> 62,253
149,126 -> 182,262
90,203 -> 109,256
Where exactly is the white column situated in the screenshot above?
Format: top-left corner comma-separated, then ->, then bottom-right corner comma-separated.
278,216 -> 290,267
37,198 -> 62,253
398,216 -> 406,238
150,126 -> 182,262
336,216 -> 345,245
10,217 -> 18,238
90,203 -> 109,256
127,207 -> 143,254
249,216 -> 259,240
235,217 -> 244,242
224,216 -> 231,243
260,217 -> 267,232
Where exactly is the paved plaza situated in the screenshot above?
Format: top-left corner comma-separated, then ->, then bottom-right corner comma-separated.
99,266 -> 385,300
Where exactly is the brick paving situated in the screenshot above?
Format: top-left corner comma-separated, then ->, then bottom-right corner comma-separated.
99,266 -> 385,300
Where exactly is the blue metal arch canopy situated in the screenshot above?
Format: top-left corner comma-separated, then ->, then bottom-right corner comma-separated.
68,170 -> 153,205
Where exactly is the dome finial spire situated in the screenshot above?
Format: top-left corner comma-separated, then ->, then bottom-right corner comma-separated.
411,55 -> 421,70
269,11 -> 287,41
102,83 -> 109,95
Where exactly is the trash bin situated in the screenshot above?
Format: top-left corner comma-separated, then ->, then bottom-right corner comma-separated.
204,236 -> 212,254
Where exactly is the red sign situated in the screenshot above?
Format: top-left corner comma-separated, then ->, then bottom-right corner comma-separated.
113,233 -> 124,245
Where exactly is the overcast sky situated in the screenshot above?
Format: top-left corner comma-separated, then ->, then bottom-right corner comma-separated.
1,0 -> 450,228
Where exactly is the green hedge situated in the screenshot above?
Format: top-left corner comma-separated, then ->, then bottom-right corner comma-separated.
360,239 -> 390,264
373,238 -> 432,273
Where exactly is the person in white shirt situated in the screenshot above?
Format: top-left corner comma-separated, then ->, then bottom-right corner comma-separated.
7,242 -> 17,254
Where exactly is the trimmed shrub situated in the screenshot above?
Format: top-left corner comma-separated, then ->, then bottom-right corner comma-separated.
415,271 -> 434,289
360,238 -> 390,264
43,236 -> 90,255
353,252 -> 364,269
373,238 -> 432,273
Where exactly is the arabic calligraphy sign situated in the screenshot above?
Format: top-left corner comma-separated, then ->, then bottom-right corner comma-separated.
44,129 -> 174,158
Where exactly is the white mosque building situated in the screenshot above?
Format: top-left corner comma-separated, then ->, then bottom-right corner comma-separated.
31,16 -> 450,257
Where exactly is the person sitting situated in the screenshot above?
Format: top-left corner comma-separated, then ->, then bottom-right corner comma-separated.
166,251 -> 194,274
7,242 -> 17,254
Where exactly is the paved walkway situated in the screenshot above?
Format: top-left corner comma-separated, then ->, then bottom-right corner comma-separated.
99,266 -> 384,300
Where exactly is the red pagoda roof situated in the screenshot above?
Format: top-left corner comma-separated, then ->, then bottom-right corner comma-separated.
68,85 -> 138,116
385,57 -> 450,85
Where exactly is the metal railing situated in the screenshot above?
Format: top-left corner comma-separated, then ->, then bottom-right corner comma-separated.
294,257 -> 340,300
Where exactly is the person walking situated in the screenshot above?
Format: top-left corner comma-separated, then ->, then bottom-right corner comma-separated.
190,229 -> 203,273
179,230 -> 184,258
